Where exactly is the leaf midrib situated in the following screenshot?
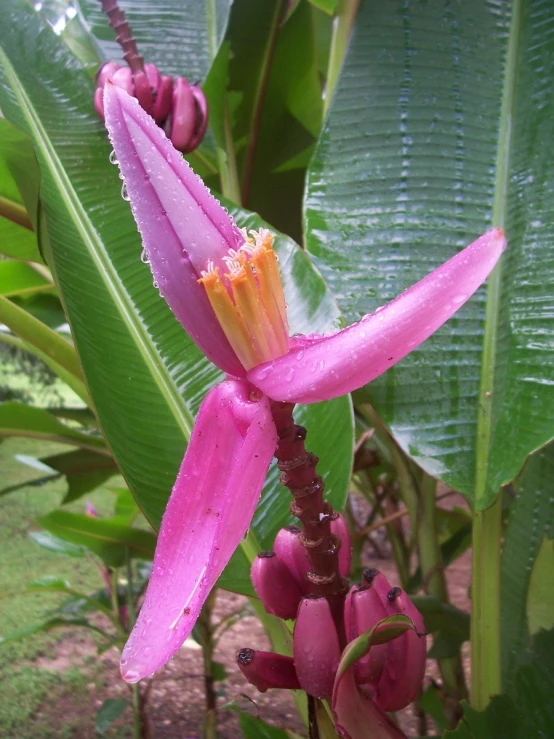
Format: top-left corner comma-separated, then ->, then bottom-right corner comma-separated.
0,47 -> 195,441
475,0 -> 522,509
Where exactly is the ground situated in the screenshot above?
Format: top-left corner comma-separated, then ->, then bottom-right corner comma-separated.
0,434 -> 471,738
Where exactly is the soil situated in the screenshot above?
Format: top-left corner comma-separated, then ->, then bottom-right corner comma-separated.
24,494 -> 472,738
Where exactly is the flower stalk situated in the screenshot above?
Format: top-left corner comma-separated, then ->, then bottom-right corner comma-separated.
271,401 -> 348,644
99,0 -> 143,72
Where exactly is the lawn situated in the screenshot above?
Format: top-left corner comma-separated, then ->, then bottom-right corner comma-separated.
0,431 -> 130,738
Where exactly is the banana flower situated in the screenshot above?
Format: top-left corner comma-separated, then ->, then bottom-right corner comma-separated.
104,84 -> 505,683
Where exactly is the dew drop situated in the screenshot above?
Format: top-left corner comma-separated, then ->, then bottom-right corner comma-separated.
140,248 -> 150,264
109,150 -> 119,165
153,279 -> 159,289
121,182 -> 130,201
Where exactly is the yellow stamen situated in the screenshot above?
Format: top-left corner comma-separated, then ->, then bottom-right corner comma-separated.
198,231 -> 289,370
199,267 -> 259,369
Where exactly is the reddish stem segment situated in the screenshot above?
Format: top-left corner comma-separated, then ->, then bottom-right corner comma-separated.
99,0 -> 144,72
271,401 -> 348,642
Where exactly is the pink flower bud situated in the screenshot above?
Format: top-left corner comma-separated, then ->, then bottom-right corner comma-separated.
152,74 -> 174,124
132,70 -> 154,116
251,551 -> 303,620
85,500 -> 98,518
144,64 -> 161,94
236,648 -> 300,692
359,570 -> 426,712
167,77 -> 196,153
94,87 -> 106,119
375,584 -> 426,712
345,585 -> 389,689
294,596 -> 341,698
95,61 -> 121,89
274,525 -> 311,592
185,85 -> 209,152
331,512 -> 351,578
111,66 -> 133,95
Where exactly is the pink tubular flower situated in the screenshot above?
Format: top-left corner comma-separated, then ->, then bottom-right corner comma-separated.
103,84 -> 506,683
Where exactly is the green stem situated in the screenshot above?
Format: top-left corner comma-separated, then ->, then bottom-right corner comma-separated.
240,0 -> 287,205
472,0 -> 521,708
197,591 -> 218,739
324,0 -> 360,116
471,495 -> 503,710
418,473 -> 467,725
0,195 -> 33,230
124,551 -> 142,739
216,105 -> 241,204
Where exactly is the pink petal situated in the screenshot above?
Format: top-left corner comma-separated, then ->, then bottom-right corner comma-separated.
248,229 -> 506,403
103,84 -> 244,375
332,666 -> 407,739
120,380 -> 277,682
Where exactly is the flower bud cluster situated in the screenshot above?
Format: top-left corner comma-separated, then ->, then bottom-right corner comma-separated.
241,523 -> 426,718
94,62 -> 208,153
250,517 -> 351,619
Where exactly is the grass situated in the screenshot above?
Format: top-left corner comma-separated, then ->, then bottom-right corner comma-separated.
0,349 -> 136,737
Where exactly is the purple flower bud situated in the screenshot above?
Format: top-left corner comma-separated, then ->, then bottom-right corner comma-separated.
250,551 -> 303,620
236,648 -> 300,692
273,525 -> 311,593
185,85 -> 209,152
344,585 -> 389,689
331,512 -> 351,578
294,596 -> 341,699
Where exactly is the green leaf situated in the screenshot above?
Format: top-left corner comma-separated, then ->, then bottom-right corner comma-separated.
37,510 -> 156,566
0,260 -> 53,297
224,701 -> 289,739
446,630 -> 554,739
412,595 -> 470,659
96,699 -> 130,735
29,529 -> 86,558
526,536 -> 554,636
501,444 -> 554,686
0,402 -> 107,452
445,697 -> 521,739
40,448 -> 119,503
0,2 -> 354,597
0,118 -> 41,260
0,294 -> 83,379
337,613 -> 414,678
305,0 -> 554,508
0,616 -> 106,646
78,0 -> 232,79
228,0 -> 324,238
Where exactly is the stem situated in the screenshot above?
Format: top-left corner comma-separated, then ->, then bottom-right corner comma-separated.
271,402 -> 348,644
471,495 -> 503,710
471,0 -> 521,707
216,104 -> 241,205
196,591 -> 218,739
324,0 -> 360,116
0,196 -> 33,230
418,474 -> 467,725
99,0 -> 144,72
124,551 -> 142,739
240,0 -> 287,205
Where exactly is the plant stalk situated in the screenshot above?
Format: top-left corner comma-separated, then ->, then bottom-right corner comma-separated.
471,495 -> 502,709
271,401 -> 348,645
417,474 -> 467,725
196,591 -> 218,739
99,0 -> 144,72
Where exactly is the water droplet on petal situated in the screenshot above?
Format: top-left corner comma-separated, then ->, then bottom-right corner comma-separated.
109,150 -> 119,165
140,248 -> 150,264
121,182 -> 130,201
